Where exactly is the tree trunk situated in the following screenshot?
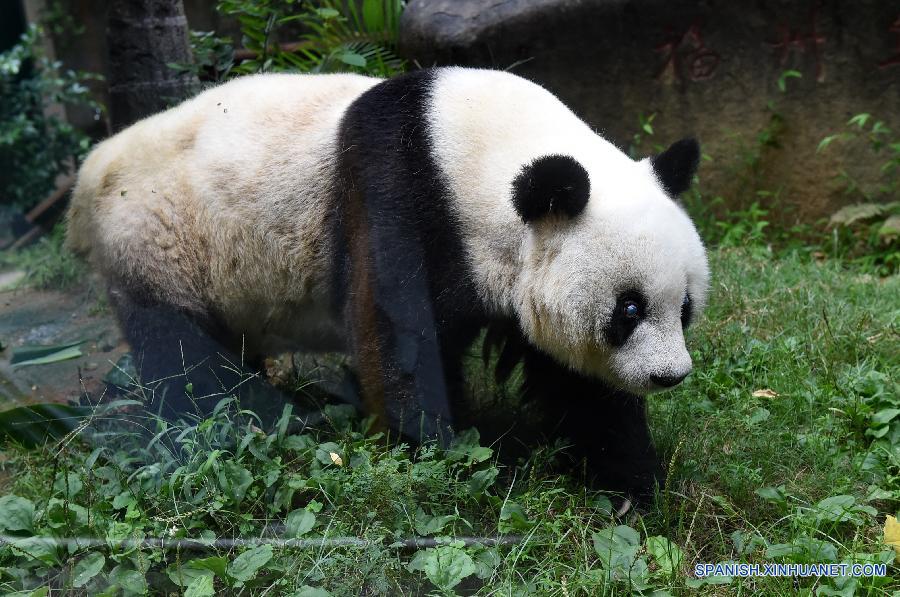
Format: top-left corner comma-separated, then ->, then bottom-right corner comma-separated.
107,0 -> 199,131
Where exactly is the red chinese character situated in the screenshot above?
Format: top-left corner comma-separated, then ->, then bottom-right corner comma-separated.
878,16 -> 900,69
655,22 -> 721,82
768,6 -> 826,82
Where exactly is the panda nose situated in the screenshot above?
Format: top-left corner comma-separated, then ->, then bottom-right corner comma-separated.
650,372 -> 689,388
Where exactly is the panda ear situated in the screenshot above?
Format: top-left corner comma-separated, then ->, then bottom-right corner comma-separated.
651,138 -> 700,197
511,155 -> 590,224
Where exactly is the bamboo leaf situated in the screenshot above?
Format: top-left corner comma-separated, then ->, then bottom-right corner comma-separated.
10,340 -> 83,366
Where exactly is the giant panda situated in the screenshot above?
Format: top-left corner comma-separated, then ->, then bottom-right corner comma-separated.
67,67 -> 709,500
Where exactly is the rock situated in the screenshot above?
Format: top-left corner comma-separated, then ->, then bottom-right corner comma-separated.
400,0 -> 569,55
0,271 -> 26,291
399,0 -> 900,223
100,336 -> 119,353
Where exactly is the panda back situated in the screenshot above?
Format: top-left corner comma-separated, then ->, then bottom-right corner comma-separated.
68,73 -> 380,323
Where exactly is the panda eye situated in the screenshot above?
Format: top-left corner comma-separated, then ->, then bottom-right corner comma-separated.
681,293 -> 693,328
623,301 -> 641,319
606,290 -> 647,347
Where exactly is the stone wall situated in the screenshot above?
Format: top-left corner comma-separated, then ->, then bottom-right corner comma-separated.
400,0 -> 900,223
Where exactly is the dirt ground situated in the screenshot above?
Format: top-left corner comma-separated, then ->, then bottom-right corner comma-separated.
0,279 -> 129,408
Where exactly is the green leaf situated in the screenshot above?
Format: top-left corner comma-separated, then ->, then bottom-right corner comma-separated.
276,404 -> 292,442
766,543 -> 806,559
47,498 -> 88,529
10,536 -> 58,564
466,446 -> 493,465
315,442 -> 342,465
185,574 -> 215,597
866,424 -> 889,438
448,428 -> 480,456
498,501 -> 532,533
872,408 -> 900,425
817,581 -> 857,597
814,494 -> 856,521
592,525 -> 641,568
747,407 -> 770,425
286,509 -> 316,538
13,346 -> 83,367
473,547 -> 501,579
793,537 -> 838,562
646,536 -> 683,575
187,556 -> 228,578
755,485 -> 787,505
414,508 -> 455,536
816,134 -> 841,153
73,552 -> 105,588
112,491 -> 135,510
227,544 -> 273,582
339,52 -> 367,68
168,564 -> 214,588
407,546 -> 476,590
812,494 -> 874,524
53,471 -> 83,498
108,565 -> 148,595
0,495 -> 34,532
283,434 -> 314,451
776,69 -> 802,92
295,587 -> 331,597
217,461 -> 253,503
590,495 -> 614,516
686,571 -> 733,587
10,340 -> 83,366
847,113 -> 871,128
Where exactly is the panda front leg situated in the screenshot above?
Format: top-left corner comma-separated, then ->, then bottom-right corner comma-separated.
521,347 -> 665,506
341,218 -> 457,445
108,284 -> 295,430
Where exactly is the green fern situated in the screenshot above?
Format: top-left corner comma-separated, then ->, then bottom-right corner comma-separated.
212,0 -> 406,78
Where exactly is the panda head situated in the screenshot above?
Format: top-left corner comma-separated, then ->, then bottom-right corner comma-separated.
511,138 -> 709,395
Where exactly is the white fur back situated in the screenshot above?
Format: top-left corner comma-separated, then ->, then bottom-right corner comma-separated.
68,73 -> 381,353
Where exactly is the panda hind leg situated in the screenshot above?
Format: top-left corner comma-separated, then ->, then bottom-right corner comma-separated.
107,284 -> 312,433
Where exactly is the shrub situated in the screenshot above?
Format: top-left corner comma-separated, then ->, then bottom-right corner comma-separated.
172,0 -> 406,83
0,25 -> 100,210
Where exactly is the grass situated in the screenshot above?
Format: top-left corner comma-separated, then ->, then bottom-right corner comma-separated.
0,224 -> 85,291
0,247 -> 898,595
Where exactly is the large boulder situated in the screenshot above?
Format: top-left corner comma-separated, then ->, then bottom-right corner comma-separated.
400,0 -> 900,222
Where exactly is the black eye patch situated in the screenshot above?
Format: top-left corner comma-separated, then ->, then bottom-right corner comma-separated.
605,291 -> 647,347
681,293 -> 693,328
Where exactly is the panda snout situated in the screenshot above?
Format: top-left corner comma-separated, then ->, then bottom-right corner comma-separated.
650,371 -> 689,388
